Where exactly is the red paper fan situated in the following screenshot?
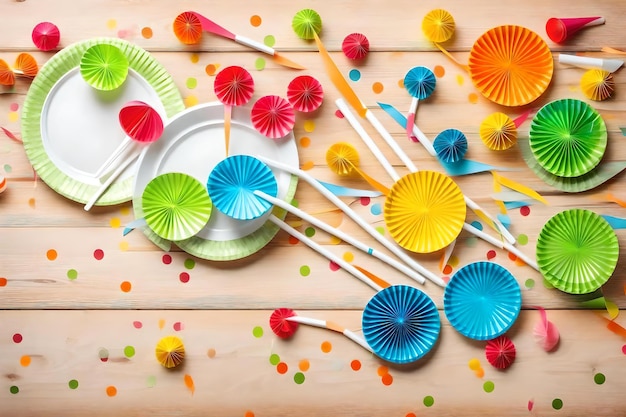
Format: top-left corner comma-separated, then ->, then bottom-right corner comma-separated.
342,33 -> 370,60
14,53 -> 38,78
214,66 -> 255,107
173,11 -> 203,45
287,75 -> 324,113
32,22 -> 60,51
270,308 -> 299,338
0,59 -> 15,86
485,335 -> 516,369
251,95 -> 296,139
119,100 -> 164,143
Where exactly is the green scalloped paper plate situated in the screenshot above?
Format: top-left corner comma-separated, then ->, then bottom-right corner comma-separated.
529,99 -> 607,178
22,37 -> 184,206
536,209 -> 619,294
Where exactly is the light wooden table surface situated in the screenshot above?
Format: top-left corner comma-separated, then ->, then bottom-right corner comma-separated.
2,1 -> 626,416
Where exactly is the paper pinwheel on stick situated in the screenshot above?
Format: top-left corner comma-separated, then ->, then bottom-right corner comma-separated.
250,95 -> 295,139
214,65 -> 254,155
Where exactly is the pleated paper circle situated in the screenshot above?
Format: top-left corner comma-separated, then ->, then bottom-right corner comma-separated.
485,335 -> 516,369
173,11 -> 203,45
32,22 -> 60,51
362,285 -> 441,364
118,101 -> 164,143
404,66 -> 436,100
287,75 -> 324,113
433,128 -> 468,163
325,142 -> 360,176
269,308 -> 299,339
155,336 -> 185,368
422,9 -> 456,43
79,44 -> 129,91
214,66 -> 255,107
580,69 -> 614,101
14,53 -> 39,78
0,59 -> 15,86
342,33 -> 370,60
250,95 -> 295,139
479,112 -> 518,151
292,9 -> 322,40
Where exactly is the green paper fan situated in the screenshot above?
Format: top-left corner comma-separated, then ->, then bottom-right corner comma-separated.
80,44 -> 129,90
536,209 -> 619,294
142,172 -> 213,241
529,99 -> 607,178
292,9 -> 322,40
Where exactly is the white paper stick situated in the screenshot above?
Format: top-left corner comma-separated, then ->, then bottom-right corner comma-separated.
84,148 -> 141,211
255,190 -> 426,284
409,123 -> 437,157
93,137 -> 133,178
235,34 -> 275,56
286,315 -> 373,353
559,53 -> 623,73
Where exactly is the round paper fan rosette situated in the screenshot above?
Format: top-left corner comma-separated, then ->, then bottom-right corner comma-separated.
433,128 -> 468,163
292,9 -> 322,40
32,22 -> 60,51
173,11 -> 203,45
384,170 -> 466,253
529,98 -> 607,177
0,59 -> 15,86
79,44 -> 129,91
14,53 -> 39,78
342,33 -> 370,60
404,66 -> 436,100
155,336 -> 185,368
362,285 -> 441,364
214,65 -> 255,107
468,25 -> 553,107
325,142 -> 360,176
142,172 -> 213,241
580,69 -> 614,101
536,209 -> 619,294
251,95 -> 295,139
118,101 -> 164,143
269,308 -> 299,339
444,261 -> 522,340
485,335 -> 516,369
480,112 -> 518,151
207,155 -> 278,221
422,9 -> 455,43
287,75 -> 324,113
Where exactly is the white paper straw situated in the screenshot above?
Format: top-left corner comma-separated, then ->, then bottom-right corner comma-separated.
84,148 -> 141,211
462,223 -> 538,270
286,315 -> 373,353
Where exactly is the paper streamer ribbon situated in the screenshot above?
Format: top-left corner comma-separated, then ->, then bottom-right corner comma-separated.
603,318 -> 626,337
123,217 -> 148,236
606,193 -> 626,207
503,201 -> 531,210
601,214 -> 626,229
581,296 -> 619,319
491,171 -> 548,205
318,180 -> 383,198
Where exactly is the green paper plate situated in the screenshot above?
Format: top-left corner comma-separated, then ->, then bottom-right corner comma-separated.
80,44 -> 129,91
536,209 -> 619,294
529,99 -> 607,178
22,37 -> 184,206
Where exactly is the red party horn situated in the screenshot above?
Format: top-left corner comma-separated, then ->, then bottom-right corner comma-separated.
546,16 -> 605,43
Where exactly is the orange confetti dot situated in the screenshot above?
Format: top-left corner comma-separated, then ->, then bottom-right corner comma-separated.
381,373 -> 394,385
184,374 -> 195,395
350,359 -> 361,371
372,82 -> 384,94
508,252 -> 517,261
406,413 -> 417,417
106,385 -> 117,397
28,198 -> 36,208
276,362 -> 288,374
377,365 -> 389,376
301,160 -> 315,171
141,27 -> 153,39
288,235 -> 300,245
321,341 -> 332,353
158,319 -> 166,330
299,359 -> 310,372
46,249 -> 57,261
434,65 -> 445,78
0,277 -> 7,287
397,79 -> 404,88
299,136 -> 311,147
468,93 -> 479,104
20,355 -> 31,367
442,264 -> 453,275
250,15 -> 262,27
474,368 -> 485,378
120,281 -> 132,292
207,348 -> 216,358
245,411 -> 255,417
205,64 -> 218,76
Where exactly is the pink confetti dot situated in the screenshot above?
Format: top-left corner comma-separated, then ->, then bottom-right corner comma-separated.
10,103 -> 18,112
622,344 -> 626,355
486,250 -> 497,260
132,321 -> 143,329
329,261 -> 340,271
520,206 -> 531,216
162,254 -> 172,265
360,197 -> 371,206
179,272 -> 190,283
334,110 -> 344,118
12,333 -> 23,343
173,322 -> 184,331
93,249 -> 104,260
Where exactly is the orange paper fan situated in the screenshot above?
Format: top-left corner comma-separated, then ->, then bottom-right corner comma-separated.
0,59 -> 15,86
173,11 -> 203,45
468,25 -> 553,107
14,53 -> 38,78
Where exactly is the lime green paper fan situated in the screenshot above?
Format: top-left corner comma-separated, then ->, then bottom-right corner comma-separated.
80,44 -> 129,90
292,9 -> 322,40
142,172 -> 213,241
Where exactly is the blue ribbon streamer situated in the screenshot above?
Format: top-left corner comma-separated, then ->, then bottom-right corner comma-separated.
318,181 -> 383,197
123,217 -> 148,236
601,214 -> 626,229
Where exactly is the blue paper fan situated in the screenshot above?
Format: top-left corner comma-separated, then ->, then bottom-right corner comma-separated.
403,66 -> 436,100
207,155 -> 278,220
362,285 -> 441,364
444,261 -> 522,340
433,128 -> 468,163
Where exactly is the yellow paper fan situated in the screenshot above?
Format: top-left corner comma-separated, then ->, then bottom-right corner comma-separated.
326,142 -> 360,176
422,9 -> 455,43
14,53 -> 39,78
155,336 -> 185,368
479,112 -> 518,151
580,69 -> 614,101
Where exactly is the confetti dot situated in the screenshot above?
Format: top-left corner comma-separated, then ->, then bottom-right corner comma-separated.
158,319 -> 165,330
245,411 -> 255,417
303,120 -> 315,132
119,241 -> 129,251
68,379 -> 79,390
162,254 -> 172,264
375,226 -> 385,236
442,264 -> 453,275
406,413 -> 417,417
120,281 -> 132,292
508,252 -> 518,262
250,15 -> 262,27
67,269 -> 78,280
10,102 -> 18,111
465,236 -> 478,247
205,64 -> 218,76
293,372 -> 306,384
360,197 -> 371,206
423,395 -> 434,407
10,386 -> 19,394
329,261 -> 340,271
520,206 -> 531,216
146,376 -> 156,388
468,93 -> 479,103
349,69 -> 361,81
173,322 -> 184,331
552,398 -> 563,410
106,386 -> 117,397
8,112 -> 18,122
397,78 -> 404,88
486,250 -> 497,260
594,373 -> 606,385
184,258 -> 196,269
372,82 -> 384,94
301,160 -> 314,170
20,355 -> 31,367
370,203 -> 382,215
321,341 -> 332,353
207,348 -> 216,358
269,353 -> 280,365
106,19 -> 117,29
474,367 -> 485,378
133,321 -> 142,329
93,249 -> 104,260
517,234 -> 529,245
433,65 -> 445,78
456,75 -> 464,86
543,278 -> 554,289
483,380 -> 495,393
120,206 -> 131,216
124,345 -> 136,358
0,277 -> 7,287
190,54 -> 200,64
350,359 -> 361,371
448,256 -> 460,267
288,236 -> 300,245
299,136 -> 311,147
299,265 -> 311,276
255,58 -> 266,70
99,348 -> 109,362
110,217 -> 121,228
470,220 -> 483,231
4,164 -> 12,173
28,198 -> 36,208
141,27 -> 153,39
184,95 -> 199,108
622,345 -> 626,355
252,326 -> 264,338
468,358 -> 481,371
186,77 -> 197,89
297,359 -> 310,372
381,373 -> 393,386
342,252 -> 354,263
46,249 -> 58,261
276,362 -> 288,374
305,227 -> 316,237
376,366 -> 388,377
179,272 -> 190,283
525,279 -> 535,289
335,109 -> 344,118
264,35 -> 275,47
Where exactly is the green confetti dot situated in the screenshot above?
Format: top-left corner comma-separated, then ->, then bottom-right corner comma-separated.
146,376 -> 157,388
4,164 -> 12,173
10,385 -> 19,394
269,353 -> 281,365
184,258 -> 196,269
305,227 -> 316,237
300,265 -> 311,276
255,57 -> 266,71
423,395 -> 434,407
525,279 -> 535,289
375,226 -> 385,236
594,373 -> 606,385
264,35 -> 276,47
252,326 -> 264,338
67,269 -> 78,280
123,345 -> 135,358
293,372 -> 305,384
517,234 -> 529,245
465,236 -> 478,247
68,379 -> 79,390
186,77 -> 197,89
483,380 -> 495,393
552,398 -> 563,410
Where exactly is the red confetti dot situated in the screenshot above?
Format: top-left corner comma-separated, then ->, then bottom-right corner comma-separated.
162,254 -> 172,264
329,261 -> 340,271
12,333 -> 22,343
179,272 -> 190,283
486,250 -> 497,260
381,373 -> 393,385
173,322 -> 184,331
334,109 -> 344,118
276,362 -> 288,374
10,103 -> 19,112
508,252 -> 517,261
442,264 -> 453,275
93,249 -> 104,260
622,344 -> 626,355
132,321 -> 143,329
360,197 -> 371,206
520,206 -> 530,216
0,277 -> 7,287
288,236 -> 300,245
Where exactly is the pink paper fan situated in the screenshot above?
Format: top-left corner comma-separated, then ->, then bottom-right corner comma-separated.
118,100 -> 164,143
32,22 -> 60,51
287,75 -> 324,113
342,33 -> 370,60
251,95 -> 296,139
533,307 -> 559,352
214,65 -> 255,107
270,308 -> 299,338
485,335 -> 516,369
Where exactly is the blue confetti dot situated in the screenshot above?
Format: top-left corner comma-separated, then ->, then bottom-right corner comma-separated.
349,69 -> 361,82
470,220 -> 483,231
370,203 -> 382,216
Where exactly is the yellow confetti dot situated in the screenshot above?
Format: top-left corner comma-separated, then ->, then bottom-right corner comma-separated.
119,241 -> 129,251
343,251 -> 354,262
110,218 -> 121,228
190,54 -> 200,64
120,206 -> 131,216
372,82 -> 384,94
106,19 -> 117,30
8,112 -> 19,122
303,120 -> 315,132
448,255 -> 460,267
468,358 -> 481,370
468,93 -> 479,104
184,95 -> 199,108
456,75 -> 464,86
329,236 -> 342,245
397,79 -> 404,88
158,319 -> 166,330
